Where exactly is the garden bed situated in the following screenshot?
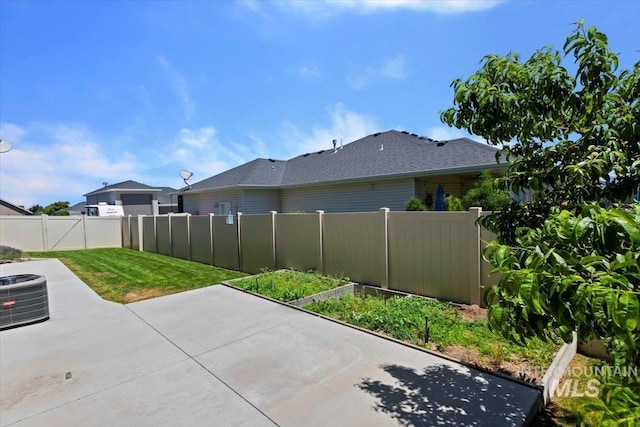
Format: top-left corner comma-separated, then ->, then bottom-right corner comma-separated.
304,288 -> 560,383
226,270 -> 561,384
227,269 -> 350,302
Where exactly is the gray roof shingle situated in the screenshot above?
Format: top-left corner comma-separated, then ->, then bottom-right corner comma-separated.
188,158 -> 287,191
185,130 -> 503,191
84,180 -> 169,196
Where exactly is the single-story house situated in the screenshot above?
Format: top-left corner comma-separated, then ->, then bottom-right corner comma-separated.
66,201 -> 87,216
179,130 -> 507,215
83,180 -> 177,216
0,198 -> 33,216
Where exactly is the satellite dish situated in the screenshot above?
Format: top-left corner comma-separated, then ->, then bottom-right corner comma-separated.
0,139 -> 13,153
179,169 -> 194,189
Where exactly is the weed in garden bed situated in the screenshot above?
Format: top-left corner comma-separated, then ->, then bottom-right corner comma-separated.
305,292 -> 559,381
230,269 -> 349,302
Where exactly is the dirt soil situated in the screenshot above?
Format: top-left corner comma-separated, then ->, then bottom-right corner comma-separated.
431,303 -> 545,384
123,288 -> 174,303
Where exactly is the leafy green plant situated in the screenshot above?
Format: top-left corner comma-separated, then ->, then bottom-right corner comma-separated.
442,20 -> 640,424
306,293 -> 557,370
463,170 -> 510,211
445,195 -> 464,211
44,201 -> 70,216
441,20 -> 639,244
405,197 -> 426,211
231,269 -> 349,302
484,203 -> 640,425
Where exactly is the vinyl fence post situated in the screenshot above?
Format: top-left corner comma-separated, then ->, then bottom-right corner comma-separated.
168,212 -> 173,257
380,208 -> 389,289
270,211 -> 277,270
316,210 -> 324,274
208,214 -> 215,265
468,207 -> 482,305
138,215 -> 144,252
41,214 -> 49,251
82,214 -> 87,249
237,212 -> 243,272
187,214 -> 192,261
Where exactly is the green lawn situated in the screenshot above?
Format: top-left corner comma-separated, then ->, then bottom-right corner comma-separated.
25,248 -> 246,303
228,269 -> 349,302
306,293 -> 559,378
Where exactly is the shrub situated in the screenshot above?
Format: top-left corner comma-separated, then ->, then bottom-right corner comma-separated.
0,246 -> 22,260
445,195 -> 464,211
463,170 -> 511,211
405,197 -> 426,211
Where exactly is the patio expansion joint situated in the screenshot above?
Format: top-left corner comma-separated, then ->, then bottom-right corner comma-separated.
123,305 -> 280,427
191,312 -> 308,358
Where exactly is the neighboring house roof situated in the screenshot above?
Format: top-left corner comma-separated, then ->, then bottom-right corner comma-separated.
188,158 -> 287,192
0,198 -> 33,215
67,201 -> 86,213
185,130 -> 504,192
157,187 -> 178,205
84,180 -> 164,196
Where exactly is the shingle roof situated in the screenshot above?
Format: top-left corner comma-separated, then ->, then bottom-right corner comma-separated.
0,198 -> 33,215
188,158 -> 287,191
157,187 -> 178,205
185,130 -> 503,191
84,180 -> 163,196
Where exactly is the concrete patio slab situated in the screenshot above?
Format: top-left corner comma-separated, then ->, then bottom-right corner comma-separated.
1,259 -> 542,426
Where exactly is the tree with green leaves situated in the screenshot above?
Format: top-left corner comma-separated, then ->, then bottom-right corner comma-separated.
442,20 -> 639,243
462,170 -> 510,211
28,204 -> 44,215
44,201 -> 70,216
441,21 -> 639,425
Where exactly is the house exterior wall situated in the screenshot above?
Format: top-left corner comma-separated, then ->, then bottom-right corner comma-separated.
242,189 -> 281,214
0,204 -> 28,215
281,179 -> 414,213
120,193 -> 153,216
86,193 -> 116,205
183,188 -> 243,215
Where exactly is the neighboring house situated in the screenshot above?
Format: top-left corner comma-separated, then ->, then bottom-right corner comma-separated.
0,198 -> 33,216
83,180 -> 177,216
66,201 -> 86,216
180,130 -> 507,215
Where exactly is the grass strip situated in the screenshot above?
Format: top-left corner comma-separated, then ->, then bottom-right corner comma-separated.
24,248 -> 246,303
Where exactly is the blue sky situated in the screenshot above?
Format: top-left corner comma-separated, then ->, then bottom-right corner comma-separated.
1,0 -> 638,208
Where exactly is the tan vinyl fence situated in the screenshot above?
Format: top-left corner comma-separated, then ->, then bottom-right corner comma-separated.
125,208 -> 496,305
0,215 -> 122,252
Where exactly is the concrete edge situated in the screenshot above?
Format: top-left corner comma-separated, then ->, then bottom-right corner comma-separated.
220,279 -> 544,394
287,283 -> 355,308
540,331 -> 578,404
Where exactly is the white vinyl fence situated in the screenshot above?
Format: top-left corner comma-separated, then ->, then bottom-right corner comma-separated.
0,215 -> 122,252
124,208 -> 497,305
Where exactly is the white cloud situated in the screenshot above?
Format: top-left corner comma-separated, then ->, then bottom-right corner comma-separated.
0,123 -> 141,207
298,65 -> 321,80
169,127 -> 253,184
273,0 -> 504,18
426,124 -> 508,147
158,56 -> 196,120
280,103 -> 380,156
347,55 -> 407,89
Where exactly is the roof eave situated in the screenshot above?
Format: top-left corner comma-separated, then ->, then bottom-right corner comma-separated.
280,163 -> 508,189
